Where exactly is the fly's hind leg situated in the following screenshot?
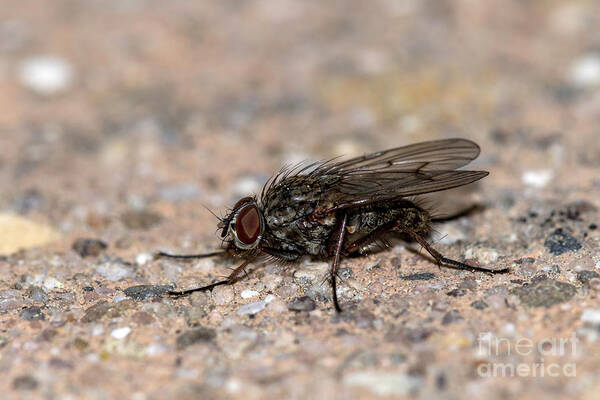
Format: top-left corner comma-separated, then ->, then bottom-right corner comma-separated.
167,258 -> 252,297
345,220 -> 508,274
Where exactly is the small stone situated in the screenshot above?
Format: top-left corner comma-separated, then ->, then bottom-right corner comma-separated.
446,289 -> 466,297
401,272 -> 435,281
237,300 -> 268,315
124,284 -> 173,301
111,327 -> 131,339
135,252 -> 153,266
81,301 -> 111,323
20,306 -> 45,321
577,270 -> 600,284
26,286 -> 49,303
0,213 -> 60,255
43,277 -> 63,290
511,279 -> 577,308
176,327 -> 216,349
287,296 -> 316,312
581,309 -> 600,325
568,53 -> 600,87
120,210 -> 163,230
131,311 -> 154,325
12,375 -> 38,390
72,338 -> 89,351
522,170 -> 553,188
72,238 -> 107,258
442,309 -> 463,325
212,285 -> 234,305
157,184 -> 201,201
38,328 -> 58,342
240,289 -> 259,299
471,300 -> 489,310
18,55 -> 73,95
464,244 -> 501,265
544,228 -> 582,255
184,306 -> 207,326
95,259 -> 135,281
343,371 -> 422,396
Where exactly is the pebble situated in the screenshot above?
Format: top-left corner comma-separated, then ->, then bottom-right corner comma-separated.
0,213 -> 60,255
237,300 -> 267,315
442,309 -> 463,325
95,259 -> 135,281
111,327 -> 131,340
212,285 -> 234,305
81,301 -> 111,323
568,53 -> 600,87
124,285 -> 174,301
18,55 -> 73,95
581,309 -> 600,325
176,327 -> 216,349
157,184 -> 200,201
522,170 -> 553,188
72,238 -> 107,258
26,286 -> 49,303
511,279 -> 576,307
544,228 -> 582,255
39,276 -> 62,291
577,270 -> 600,284
135,253 -> 153,266
343,371 -> 422,396
287,296 -> 316,312
240,289 -> 259,299
20,306 -> 45,321
464,244 -> 501,265
446,289 -> 466,297
401,272 -> 435,281
12,375 -> 39,390
471,300 -> 489,310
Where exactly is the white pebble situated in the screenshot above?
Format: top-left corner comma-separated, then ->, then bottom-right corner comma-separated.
240,289 -> 259,299
237,300 -> 267,315
522,170 -> 553,188
581,309 -> 600,325
111,327 -> 131,340
19,55 -> 73,95
568,53 -> 600,87
43,277 -> 63,290
136,252 -> 152,266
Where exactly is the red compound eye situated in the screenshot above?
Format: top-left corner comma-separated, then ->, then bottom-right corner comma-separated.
235,204 -> 261,245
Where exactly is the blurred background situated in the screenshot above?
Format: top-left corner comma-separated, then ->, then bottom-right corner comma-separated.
1,1 -> 600,399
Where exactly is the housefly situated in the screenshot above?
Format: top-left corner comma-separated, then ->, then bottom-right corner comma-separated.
157,138 -> 508,312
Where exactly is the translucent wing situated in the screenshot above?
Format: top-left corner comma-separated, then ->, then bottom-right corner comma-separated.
309,138 -> 488,204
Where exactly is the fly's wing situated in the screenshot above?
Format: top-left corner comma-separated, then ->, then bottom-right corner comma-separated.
261,138 -> 488,215
307,138 -> 488,206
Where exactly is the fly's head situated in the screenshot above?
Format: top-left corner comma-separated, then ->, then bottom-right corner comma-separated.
218,196 -> 264,253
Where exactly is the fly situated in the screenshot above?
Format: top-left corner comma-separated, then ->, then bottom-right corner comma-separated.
157,138 -> 508,312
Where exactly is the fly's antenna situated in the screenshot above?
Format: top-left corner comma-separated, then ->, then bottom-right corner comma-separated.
201,202 -> 223,222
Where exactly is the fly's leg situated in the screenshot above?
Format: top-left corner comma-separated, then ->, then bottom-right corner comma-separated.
155,251 -> 226,260
330,213 -> 348,312
345,220 -> 508,273
167,258 -> 252,297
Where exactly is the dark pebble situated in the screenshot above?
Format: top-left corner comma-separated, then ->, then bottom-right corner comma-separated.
511,279 -> 576,307
442,309 -> 463,325
287,296 -> 316,312
121,210 -> 163,230
514,257 -> 535,265
83,286 -> 94,292
577,270 -> 600,284
131,311 -> 155,325
80,301 -> 111,323
544,228 -> 582,255
20,306 -> 45,321
72,238 -> 108,258
26,286 -> 49,303
13,375 -> 38,390
38,328 -> 58,342
338,267 -> 354,279
176,327 -> 216,349
446,288 -> 466,297
124,284 -> 174,301
471,300 -> 489,310
401,272 -> 435,281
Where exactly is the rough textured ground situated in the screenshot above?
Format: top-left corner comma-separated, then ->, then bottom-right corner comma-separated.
1,1 -> 600,399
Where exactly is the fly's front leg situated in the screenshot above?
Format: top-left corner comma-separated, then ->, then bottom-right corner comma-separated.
168,258 -> 253,297
330,213 -> 348,312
